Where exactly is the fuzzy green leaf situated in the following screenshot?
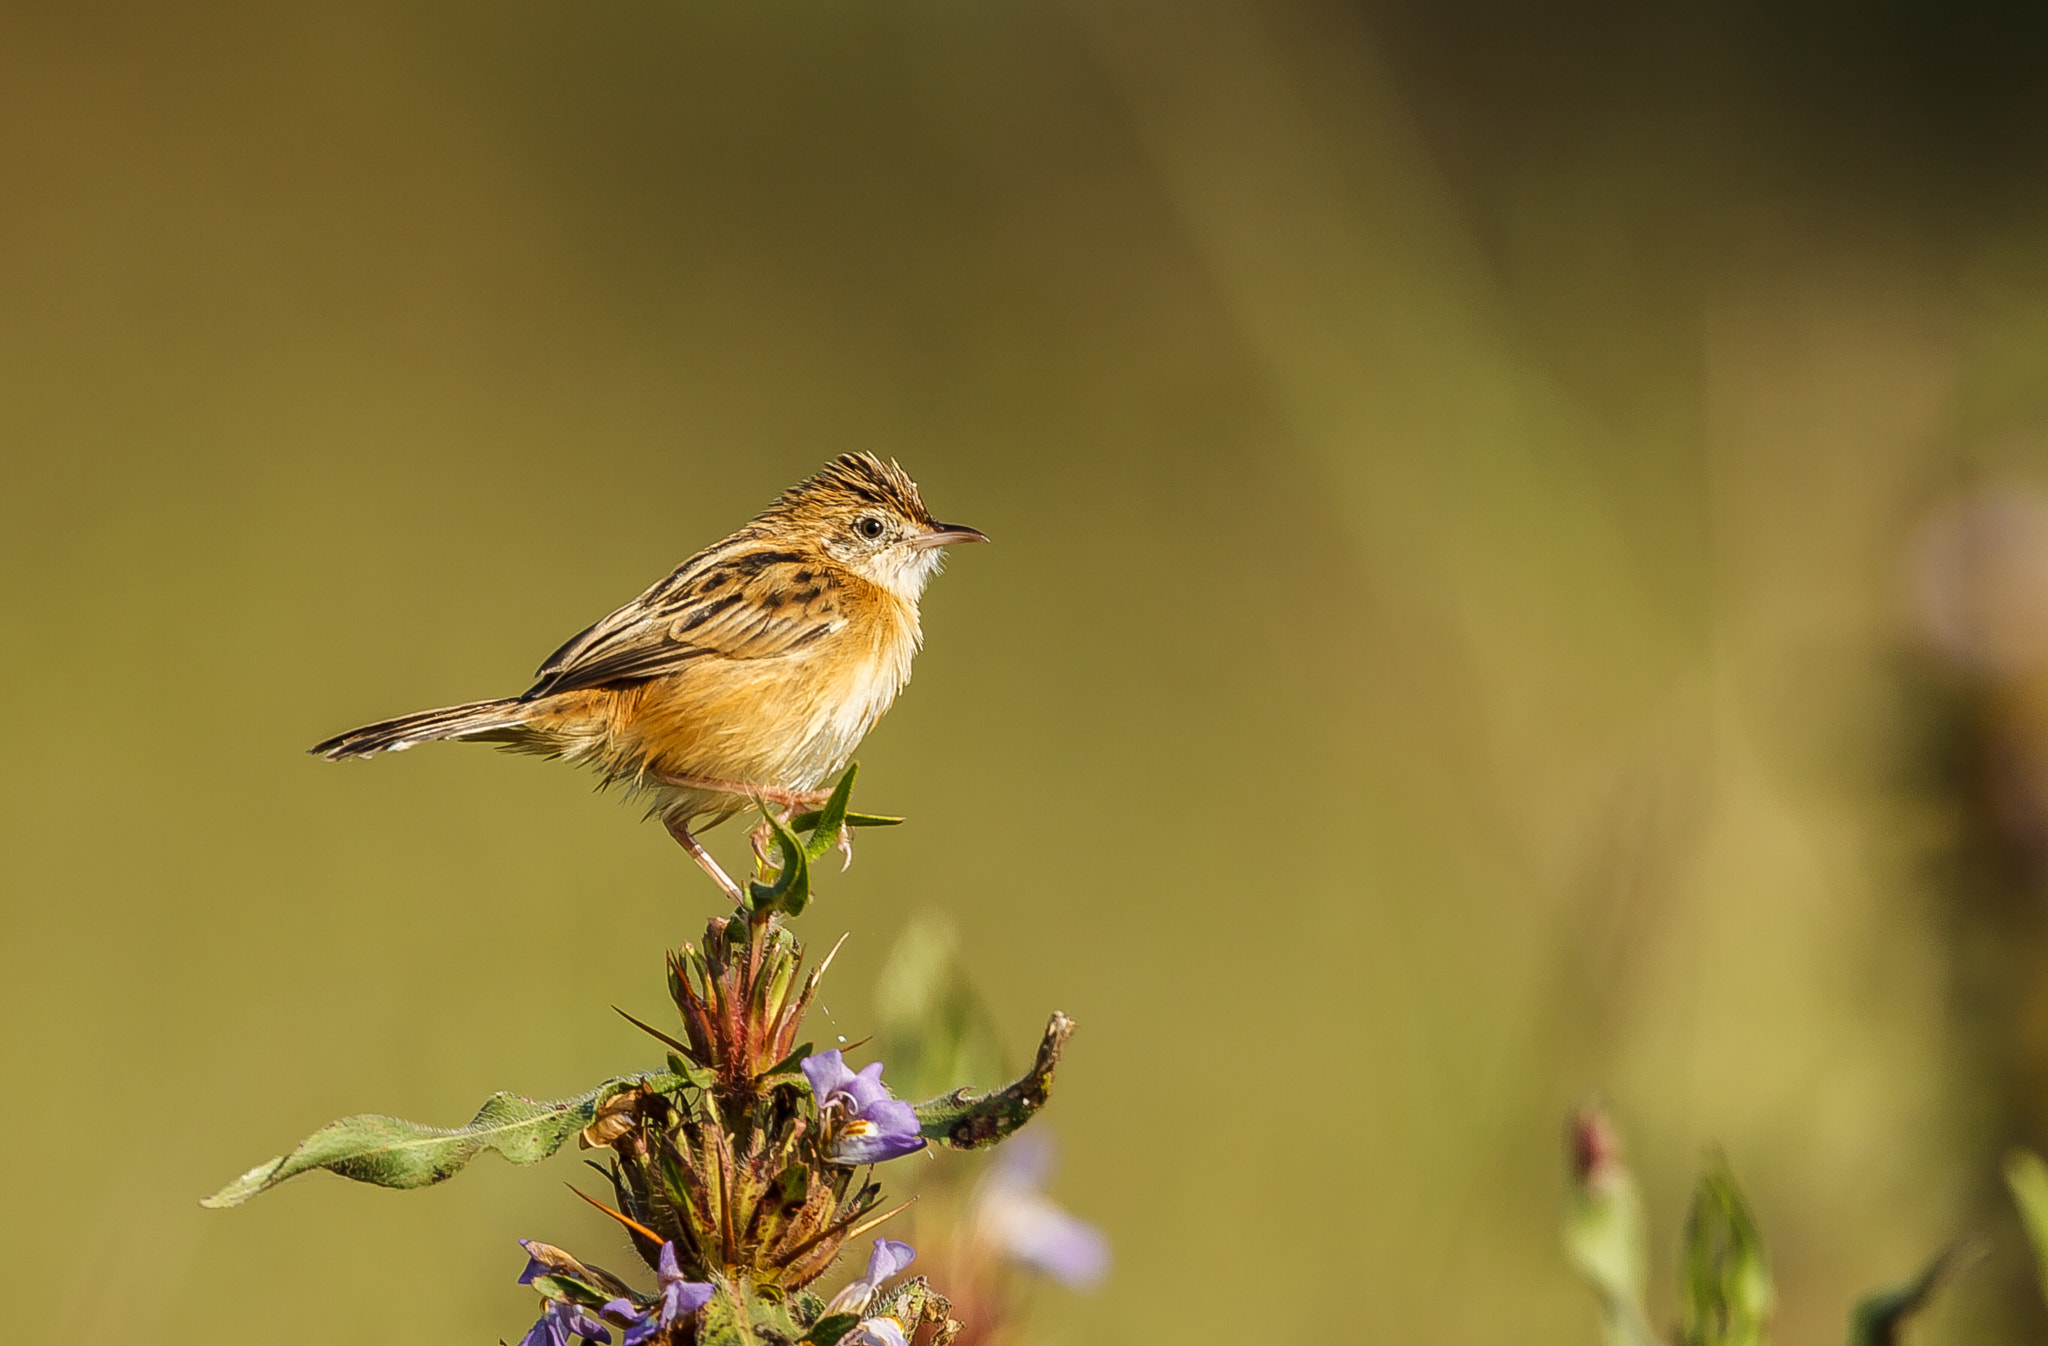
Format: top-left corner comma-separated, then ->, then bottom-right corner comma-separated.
669,1052 -> 719,1093
698,1278 -> 803,1346
200,1074 -> 678,1208
804,1313 -> 859,1345
913,1012 -> 1072,1149
697,1281 -> 752,1346
789,1290 -> 827,1326
1680,1161 -> 1774,1346
1848,1242 -> 1981,1346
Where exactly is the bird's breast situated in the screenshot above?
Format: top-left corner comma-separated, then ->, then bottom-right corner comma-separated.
593,594 -> 921,797
788,603 -> 920,784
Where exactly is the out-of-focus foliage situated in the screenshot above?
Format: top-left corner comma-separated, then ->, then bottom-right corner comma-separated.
1848,1244 -> 1984,1346
873,917 -> 1010,1105
1562,1109 -> 1654,1346
1681,1164 -> 1775,1346
2004,1151 -> 2048,1308
1567,1113 -> 1991,1346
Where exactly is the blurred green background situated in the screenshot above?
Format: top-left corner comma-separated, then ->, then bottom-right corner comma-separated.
13,0 -> 2048,1341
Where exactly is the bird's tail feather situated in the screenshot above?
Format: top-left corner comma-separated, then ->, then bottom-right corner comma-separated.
310,698 -> 532,760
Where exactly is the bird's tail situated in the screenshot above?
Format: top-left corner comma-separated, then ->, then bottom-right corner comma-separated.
310,697 -> 533,760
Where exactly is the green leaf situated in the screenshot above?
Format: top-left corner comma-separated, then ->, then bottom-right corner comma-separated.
747,805 -> 811,918
802,764 -> 859,863
913,1012 -> 1072,1149
1563,1110 -> 1655,1346
1847,1241 -> 1982,1346
697,1279 -> 751,1346
2007,1149 -> 2048,1309
527,1274 -> 610,1308
804,1313 -> 859,1345
670,1052 -> 719,1093
764,1042 -> 815,1073
1680,1160 -> 1774,1346
758,1042 -> 816,1091
698,1277 -> 803,1346
200,1073 -> 678,1208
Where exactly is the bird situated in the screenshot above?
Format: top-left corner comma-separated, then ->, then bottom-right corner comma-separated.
310,453 -> 987,899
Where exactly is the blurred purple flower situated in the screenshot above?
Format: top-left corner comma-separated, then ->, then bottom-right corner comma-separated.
824,1237 -> 917,1317
801,1050 -> 926,1164
601,1242 -> 714,1346
971,1133 -> 1110,1289
839,1316 -> 911,1346
518,1299 -> 612,1346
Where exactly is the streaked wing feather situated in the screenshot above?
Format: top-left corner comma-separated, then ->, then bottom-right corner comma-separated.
524,548 -> 845,698
532,548 -> 718,681
533,609 -> 621,681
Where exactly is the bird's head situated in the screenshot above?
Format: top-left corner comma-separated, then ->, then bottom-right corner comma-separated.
765,453 -> 988,601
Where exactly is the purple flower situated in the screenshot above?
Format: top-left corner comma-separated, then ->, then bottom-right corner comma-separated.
970,1133 -> 1110,1289
601,1242 -> 715,1346
518,1299 -> 612,1346
823,1237 -> 917,1316
800,1050 -> 927,1164
839,1317 -> 911,1346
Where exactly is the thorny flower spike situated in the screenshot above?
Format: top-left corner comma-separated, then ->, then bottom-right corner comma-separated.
804,1050 -> 928,1164
200,767 -> 1077,1346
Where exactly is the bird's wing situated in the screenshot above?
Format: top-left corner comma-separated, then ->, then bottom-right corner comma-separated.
523,547 -> 850,698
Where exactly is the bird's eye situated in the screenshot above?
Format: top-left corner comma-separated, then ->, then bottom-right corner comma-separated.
856,515 -> 886,540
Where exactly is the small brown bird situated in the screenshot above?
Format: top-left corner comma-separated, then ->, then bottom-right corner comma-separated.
312,454 -> 986,897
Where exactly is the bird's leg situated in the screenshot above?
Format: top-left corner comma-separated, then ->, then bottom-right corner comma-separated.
664,814 -> 744,904
659,774 -> 856,879
652,771 -> 833,812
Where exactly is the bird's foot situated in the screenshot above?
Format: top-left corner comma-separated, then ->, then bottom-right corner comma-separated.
746,815 -> 852,874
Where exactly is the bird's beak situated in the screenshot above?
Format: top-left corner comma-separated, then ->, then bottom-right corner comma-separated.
910,521 -> 990,549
